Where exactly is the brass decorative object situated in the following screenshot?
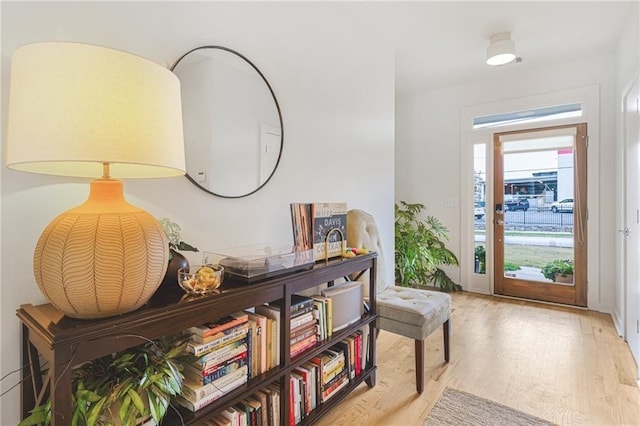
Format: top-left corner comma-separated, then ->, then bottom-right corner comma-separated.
324,227 -> 346,262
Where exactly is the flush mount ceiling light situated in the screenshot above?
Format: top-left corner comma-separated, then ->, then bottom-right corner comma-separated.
486,32 -> 516,66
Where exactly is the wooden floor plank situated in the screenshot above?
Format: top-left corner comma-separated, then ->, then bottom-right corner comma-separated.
317,292 -> 640,426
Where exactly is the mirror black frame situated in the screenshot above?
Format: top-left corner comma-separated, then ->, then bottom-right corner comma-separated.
171,46 -> 283,198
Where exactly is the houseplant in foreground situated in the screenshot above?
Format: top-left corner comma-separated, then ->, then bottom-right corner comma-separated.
542,258 -> 574,283
19,333 -> 195,426
395,201 -> 461,291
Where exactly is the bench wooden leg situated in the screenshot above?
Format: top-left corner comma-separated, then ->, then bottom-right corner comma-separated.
443,319 -> 450,362
414,339 -> 424,394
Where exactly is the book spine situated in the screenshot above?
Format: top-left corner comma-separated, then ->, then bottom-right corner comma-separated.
185,352 -> 248,384
290,312 -> 314,330
203,358 -> 248,385
182,366 -> 248,401
290,327 -> 316,346
290,303 -> 314,319
190,321 -> 250,344
290,297 -> 314,314
178,375 -> 248,412
198,342 -> 248,369
187,313 -> 249,338
321,374 -> 348,402
188,326 -> 249,355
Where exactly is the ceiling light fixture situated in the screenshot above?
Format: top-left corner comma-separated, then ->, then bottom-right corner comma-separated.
486,32 -> 516,66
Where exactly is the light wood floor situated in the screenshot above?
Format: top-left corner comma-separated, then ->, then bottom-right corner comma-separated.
318,292 -> 640,425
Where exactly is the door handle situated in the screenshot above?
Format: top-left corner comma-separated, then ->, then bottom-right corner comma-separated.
496,219 -> 504,226
618,227 -> 630,236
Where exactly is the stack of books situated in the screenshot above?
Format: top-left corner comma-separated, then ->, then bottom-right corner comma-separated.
285,295 -> 317,358
310,295 -> 332,341
177,312 -> 251,412
310,347 -> 349,404
205,383 -> 281,426
260,295 -> 318,359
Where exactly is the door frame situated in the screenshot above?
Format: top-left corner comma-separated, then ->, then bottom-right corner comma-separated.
460,85 -> 600,309
493,123 -> 588,307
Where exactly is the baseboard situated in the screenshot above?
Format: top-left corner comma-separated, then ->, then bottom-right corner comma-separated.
611,309 -> 625,337
465,286 -> 491,295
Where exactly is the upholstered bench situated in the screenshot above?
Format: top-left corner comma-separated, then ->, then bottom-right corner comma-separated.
377,286 -> 451,393
347,209 -> 451,394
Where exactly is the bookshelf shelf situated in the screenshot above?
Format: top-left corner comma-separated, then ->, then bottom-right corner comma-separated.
18,252 -> 378,425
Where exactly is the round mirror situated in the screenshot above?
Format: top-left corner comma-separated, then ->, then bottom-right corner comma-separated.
171,46 -> 283,198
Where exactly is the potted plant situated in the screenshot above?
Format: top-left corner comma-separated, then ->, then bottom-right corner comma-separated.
159,218 -> 199,291
19,334 -> 196,426
474,245 -> 486,274
542,259 -> 574,283
395,201 -> 461,291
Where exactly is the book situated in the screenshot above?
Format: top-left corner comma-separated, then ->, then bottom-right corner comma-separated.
269,295 -> 314,318
176,373 -> 248,412
242,397 -> 261,426
290,323 -> 316,346
246,319 -> 258,379
187,323 -> 250,355
290,311 -> 314,331
246,311 -> 268,375
255,305 -> 281,367
321,372 -> 348,403
194,340 -> 248,371
290,202 -> 347,261
290,334 -> 317,358
293,365 -> 314,416
184,352 -> 248,385
190,320 -> 250,345
234,402 -> 250,426
220,406 -> 240,426
311,299 -> 326,341
301,362 -> 318,411
182,365 -> 249,401
266,384 -> 281,426
253,390 -> 269,426
186,312 -> 249,338
311,294 -> 332,338
290,371 -> 306,422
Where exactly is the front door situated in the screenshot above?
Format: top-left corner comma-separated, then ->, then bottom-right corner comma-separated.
493,124 -> 587,306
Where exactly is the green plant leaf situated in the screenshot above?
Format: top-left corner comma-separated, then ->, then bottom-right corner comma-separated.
76,389 -> 103,403
119,393 -> 132,424
128,388 -> 145,414
17,400 -> 51,426
86,396 -> 107,426
395,201 -> 460,291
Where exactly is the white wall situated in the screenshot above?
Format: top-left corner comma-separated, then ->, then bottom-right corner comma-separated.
396,53 -> 617,312
613,2 -> 640,336
0,3 -> 395,424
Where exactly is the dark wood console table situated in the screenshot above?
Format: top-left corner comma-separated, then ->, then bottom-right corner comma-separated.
18,253 -> 377,425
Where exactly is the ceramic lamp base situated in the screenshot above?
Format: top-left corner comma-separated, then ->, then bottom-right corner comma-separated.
33,179 -> 169,319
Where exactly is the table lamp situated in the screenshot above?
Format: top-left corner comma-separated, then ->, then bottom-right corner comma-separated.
5,42 -> 186,319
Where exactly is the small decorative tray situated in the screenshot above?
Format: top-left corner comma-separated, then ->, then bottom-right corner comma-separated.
203,244 -> 314,283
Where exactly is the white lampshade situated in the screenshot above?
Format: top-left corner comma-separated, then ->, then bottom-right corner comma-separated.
6,42 -> 185,178
5,42 -> 186,319
486,32 -> 516,66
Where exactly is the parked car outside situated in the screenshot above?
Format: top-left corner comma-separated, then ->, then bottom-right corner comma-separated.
474,203 -> 485,219
551,198 -> 573,213
504,198 -> 530,211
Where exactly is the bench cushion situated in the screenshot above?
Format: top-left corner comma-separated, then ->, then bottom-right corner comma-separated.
377,286 -> 451,340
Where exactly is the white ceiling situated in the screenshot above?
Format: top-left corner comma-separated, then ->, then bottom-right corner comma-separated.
354,1 -> 637,96
1,1 -> 636,98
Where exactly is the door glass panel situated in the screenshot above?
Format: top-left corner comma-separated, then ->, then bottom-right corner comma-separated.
474,144 -> 487,274
502,135 -> 575,284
